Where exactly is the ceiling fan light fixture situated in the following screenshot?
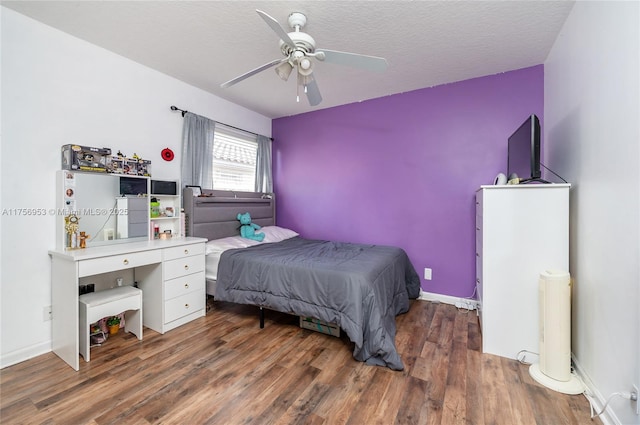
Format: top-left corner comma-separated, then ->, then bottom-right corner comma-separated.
275,61 -> 294,81
300,57 -> 311,70
298,57 -> 313,77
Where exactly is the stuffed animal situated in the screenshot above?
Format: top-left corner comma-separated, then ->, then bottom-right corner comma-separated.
237,212 -> 265,242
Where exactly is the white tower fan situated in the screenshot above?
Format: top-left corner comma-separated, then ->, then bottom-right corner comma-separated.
529,270 -> 584,394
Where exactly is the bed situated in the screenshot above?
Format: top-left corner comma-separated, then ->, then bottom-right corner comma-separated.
183,188 -> 421,370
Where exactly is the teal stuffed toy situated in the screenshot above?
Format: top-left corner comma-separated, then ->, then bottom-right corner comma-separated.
237,212 -> 265,242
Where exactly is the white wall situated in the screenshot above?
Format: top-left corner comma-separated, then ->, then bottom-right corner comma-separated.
544,1 -> 639,424
0,8 -> 271,367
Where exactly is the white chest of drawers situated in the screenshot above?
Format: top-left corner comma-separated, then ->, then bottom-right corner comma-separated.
49,237 -> 207,371
136,242 -> 206,333
475,184 -> 569,361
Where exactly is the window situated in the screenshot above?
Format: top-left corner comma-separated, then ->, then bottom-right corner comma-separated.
212,124 -> 258,192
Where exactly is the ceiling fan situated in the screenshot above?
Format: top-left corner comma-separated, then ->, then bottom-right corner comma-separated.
220,10 -> 388,107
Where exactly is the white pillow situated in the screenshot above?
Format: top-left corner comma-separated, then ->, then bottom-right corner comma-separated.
205,235 -> 260,255
259,226 -> 299,243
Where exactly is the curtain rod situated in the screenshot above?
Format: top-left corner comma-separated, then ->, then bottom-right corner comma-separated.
170,105 -> 271,140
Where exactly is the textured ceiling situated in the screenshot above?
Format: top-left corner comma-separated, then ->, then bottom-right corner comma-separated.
2,1 -> 575,119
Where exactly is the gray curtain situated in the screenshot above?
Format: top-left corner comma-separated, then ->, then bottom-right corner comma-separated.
181,112 -> 215,189
255,134 -> 273,193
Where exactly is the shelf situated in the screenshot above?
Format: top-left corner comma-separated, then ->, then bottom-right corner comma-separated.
150,187 -> 181,238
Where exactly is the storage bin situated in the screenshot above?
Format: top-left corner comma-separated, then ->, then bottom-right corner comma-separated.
299,317 -> 340,337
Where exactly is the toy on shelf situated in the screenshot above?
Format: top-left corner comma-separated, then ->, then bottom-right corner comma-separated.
107,150 -> 152,176
61,145 -> 111,173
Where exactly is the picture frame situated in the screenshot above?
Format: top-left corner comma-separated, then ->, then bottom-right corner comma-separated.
186,185 -> 202,197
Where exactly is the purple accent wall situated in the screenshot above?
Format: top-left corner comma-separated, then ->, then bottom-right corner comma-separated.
272,65 -> 544,298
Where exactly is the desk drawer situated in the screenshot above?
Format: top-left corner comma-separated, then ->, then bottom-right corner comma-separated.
163,255 -> 205,281
164,291 -> 205,323
163,243 -> 205,261
79,250 -> 161,277
164,271 -> 205,300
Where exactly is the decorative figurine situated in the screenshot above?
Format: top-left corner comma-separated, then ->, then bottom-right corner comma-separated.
79,231 -> 89,249
64,214 -> 80,249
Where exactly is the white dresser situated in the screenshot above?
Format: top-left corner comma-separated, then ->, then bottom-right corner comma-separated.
475,184 -> 570,361
49,237 -> 207,370
136,242 -> 206,334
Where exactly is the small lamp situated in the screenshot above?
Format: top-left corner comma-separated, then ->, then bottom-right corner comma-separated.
275,62 -> 293,81
298,57 -> 313,76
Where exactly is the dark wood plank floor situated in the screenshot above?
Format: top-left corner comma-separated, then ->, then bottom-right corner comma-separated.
1,299 -> 599,424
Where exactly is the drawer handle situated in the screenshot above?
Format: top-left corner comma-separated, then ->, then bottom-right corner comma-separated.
184,264 -> 189,270
476,253 -> 479,257
123,259 -> 129,265
184,249 -> 189,255
184,283 -> 189,289
184,303 -> 190,309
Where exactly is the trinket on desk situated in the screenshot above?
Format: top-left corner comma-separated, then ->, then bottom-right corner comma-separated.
79,231 -> 89,249
64,214 -> 84,249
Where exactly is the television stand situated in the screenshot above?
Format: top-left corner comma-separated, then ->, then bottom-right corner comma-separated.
475,184 -> 570,360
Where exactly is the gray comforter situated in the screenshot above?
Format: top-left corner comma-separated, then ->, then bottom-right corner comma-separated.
215,236 -> 421,370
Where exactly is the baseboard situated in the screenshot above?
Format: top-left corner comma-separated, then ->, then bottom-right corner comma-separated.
418,290 -> 479,310
1,340 -> 52,369
572,354 -> 619,425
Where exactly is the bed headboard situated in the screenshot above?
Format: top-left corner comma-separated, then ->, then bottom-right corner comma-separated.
182,187 -> 275,241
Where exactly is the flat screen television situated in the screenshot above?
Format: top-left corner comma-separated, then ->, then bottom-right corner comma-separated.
119,176 -> 148,196
507,114 -> 541,183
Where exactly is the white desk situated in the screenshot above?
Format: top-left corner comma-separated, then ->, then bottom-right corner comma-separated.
49,237 -> 207,370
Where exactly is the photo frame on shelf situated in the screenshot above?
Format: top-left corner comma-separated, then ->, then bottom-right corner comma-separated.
186,185 -> 201,197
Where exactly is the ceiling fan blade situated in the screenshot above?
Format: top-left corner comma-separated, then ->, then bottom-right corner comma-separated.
221,58 -> 288,88
256,9 -> 296,50
305,76 -> 322,106
296,69 -> 322,106
316,49 -> 388,72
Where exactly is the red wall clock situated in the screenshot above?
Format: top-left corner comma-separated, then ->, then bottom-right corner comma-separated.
161,148 -> 174,161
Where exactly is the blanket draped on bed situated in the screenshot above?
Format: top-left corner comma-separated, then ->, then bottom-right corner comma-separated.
215,237 -> 421,370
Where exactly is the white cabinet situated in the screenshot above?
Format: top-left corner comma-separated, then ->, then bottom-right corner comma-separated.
475,184 -> 570,360
116,197 -> 148,239
136,241 -> 206,334
149,193 -> 182,237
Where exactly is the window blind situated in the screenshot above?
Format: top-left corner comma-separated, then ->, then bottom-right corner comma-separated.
212,124 -> 258,191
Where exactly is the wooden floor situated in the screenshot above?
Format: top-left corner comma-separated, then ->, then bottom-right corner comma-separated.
1,299 -> 599,425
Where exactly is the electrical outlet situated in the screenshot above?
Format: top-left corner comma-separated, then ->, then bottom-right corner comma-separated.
424,268 -> 432,280
633,384 -> 639,415
43,306 -> 52,322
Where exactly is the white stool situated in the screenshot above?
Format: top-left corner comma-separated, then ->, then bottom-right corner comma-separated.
79,286 -> 143,362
